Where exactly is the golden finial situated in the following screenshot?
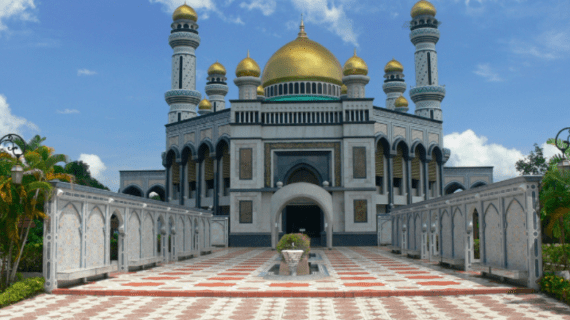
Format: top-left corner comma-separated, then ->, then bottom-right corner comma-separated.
298,14 -> 307,38
247,49 -> 250,58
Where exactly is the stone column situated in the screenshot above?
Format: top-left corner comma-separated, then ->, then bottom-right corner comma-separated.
179,162 -> 185,206
43,188 -> 59,293
423,160 -> 429,201
164,166 -> 170,203
196,157 -> 202,208
406,157 -> 412,204
386,155 -> 394,214
213,158 -> 219,215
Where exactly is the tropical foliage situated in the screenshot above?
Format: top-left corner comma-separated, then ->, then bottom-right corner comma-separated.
515,143 -> 549,175
0,135 -> 72,289
54,161 -> 109,190
0,277 -> 44,308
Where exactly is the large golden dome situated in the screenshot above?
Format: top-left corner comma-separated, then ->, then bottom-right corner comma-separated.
343,49 -> 368,76
208,61 -> 226,76
261,21 -> 343,87
411,0 -> 436,18
236,51 -> 261,77
341,84 -> 347,95
384,58 -> 404,73
257,85 -> 265,96
173,4 -> 198,21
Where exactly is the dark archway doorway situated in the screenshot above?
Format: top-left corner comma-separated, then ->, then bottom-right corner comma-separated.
284,204 -> 324,247
110,214 -> 119,262
123,185 -> 143,197
286,166 -> 320,185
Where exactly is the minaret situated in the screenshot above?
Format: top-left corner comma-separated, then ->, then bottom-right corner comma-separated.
409,0 -> 445,120
234,50 -> 261,100
342,49 -> 369,98
257,86 -> 265,100
394,95 -> 409,113
205,61 -> 228,112
198,99 -> 213,116
382,59 -> 406,110
164,4 -> 201,124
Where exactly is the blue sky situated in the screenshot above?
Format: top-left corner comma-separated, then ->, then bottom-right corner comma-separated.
0,0 -> 567,192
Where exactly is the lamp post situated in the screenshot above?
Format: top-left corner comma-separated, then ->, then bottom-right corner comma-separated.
0,134 -> 27,185
554,127 -> 570,173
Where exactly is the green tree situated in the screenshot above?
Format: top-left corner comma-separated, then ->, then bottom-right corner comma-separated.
515,143 -> 549,175
54,161 -> 109,191
541,157 -> 570,265
0,144 -> 72,288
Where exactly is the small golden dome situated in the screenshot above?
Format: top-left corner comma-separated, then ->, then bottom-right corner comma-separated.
257,85 -> 265,96
343,49 -> 368,76
395,96 -> 409,107
198,99 -> 212,110
261,20 -> 343,87
384,59 -> 404,73
208,61 -> 226,76
173,4 -> 198,22
411,0 -> 436,18
341,84 -> 347,95
236,50 -> 261,77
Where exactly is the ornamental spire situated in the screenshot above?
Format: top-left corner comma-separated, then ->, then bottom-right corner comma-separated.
298,14 -> 307,38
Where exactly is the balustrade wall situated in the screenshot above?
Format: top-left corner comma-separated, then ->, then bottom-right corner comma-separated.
43,181 -> 217,293
389,176 -> 542,289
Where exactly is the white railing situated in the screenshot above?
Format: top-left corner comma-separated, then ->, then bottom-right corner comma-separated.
389,175 -> 543,289
43,181 -> 219,293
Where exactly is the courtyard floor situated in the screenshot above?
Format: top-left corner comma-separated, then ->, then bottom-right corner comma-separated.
2,247 -> 570,319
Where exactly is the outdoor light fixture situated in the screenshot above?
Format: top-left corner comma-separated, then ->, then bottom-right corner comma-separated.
0,133 -> 27,186
554,127 -> 570,173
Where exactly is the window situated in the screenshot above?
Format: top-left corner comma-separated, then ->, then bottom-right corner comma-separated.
289,83 -> 293,94
295,82 -> 299,94
284,83 -> 288,94
279,84 -> 283,95
353,147 -> 367,179
239,148 -> 252,180
354,200 -> 368,223
312,83 -> 316,93
300,82 -> 305,94
239,200 -> 253,223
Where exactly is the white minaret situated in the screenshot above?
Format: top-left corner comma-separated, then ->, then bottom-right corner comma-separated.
382,59 -> 406,110
342,49 -> 369,98
205,61 -> 228,112
409,0 -> 445,120
234,50 -> 261,100
165,4 -> 201,124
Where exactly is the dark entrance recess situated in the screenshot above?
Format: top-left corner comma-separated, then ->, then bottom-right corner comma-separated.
284,205 -> 324,247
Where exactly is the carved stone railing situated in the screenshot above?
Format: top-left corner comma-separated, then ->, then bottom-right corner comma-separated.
390,176 -> 543,289
43,181 -> 215,293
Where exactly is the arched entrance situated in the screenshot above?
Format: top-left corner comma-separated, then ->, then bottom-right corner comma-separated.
270,182 -> 333,249
283,202 -> 324,247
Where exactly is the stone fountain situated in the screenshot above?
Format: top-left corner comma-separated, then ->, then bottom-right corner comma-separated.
281,245 -> 304,277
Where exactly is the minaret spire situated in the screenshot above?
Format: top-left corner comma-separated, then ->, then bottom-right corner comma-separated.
298,14 -> 307,38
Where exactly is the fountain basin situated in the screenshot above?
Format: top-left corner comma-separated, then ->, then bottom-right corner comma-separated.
282,250 -> 304,276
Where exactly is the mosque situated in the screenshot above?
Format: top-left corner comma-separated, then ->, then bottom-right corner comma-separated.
119,0 -> 494,247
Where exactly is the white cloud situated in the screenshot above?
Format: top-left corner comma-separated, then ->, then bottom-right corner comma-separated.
78,154 -> 107,180
444,129 -> 525,181
541,142 -> 563,161
57,109 -> 79,114
0,0 -> 36,32
473,63 -> 503,82
0,94 -> 39,137
290,0 -> 359,47
510,30 -> 570,60
240,0 -> 276,16
77,69 -> 97,76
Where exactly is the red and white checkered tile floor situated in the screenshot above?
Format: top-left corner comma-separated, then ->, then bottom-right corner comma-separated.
50,247 -> 533,296
3,247 -> 570,319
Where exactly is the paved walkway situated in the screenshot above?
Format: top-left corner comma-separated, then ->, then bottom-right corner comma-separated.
2,247 -> 570,319
51,247 -> 530,297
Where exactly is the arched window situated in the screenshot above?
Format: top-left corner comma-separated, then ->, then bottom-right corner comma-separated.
391,75 -> 395,79
300,82 -> 305,94
284,83 -> 288,94
318,83 -> 322,94
289,83 -> 293,94
430,110 -> 434,119
328,84 -> 332,95
295,82 -> 299,94
184,24 -> 189,28
279,84 -> 283,95
217,77 -> 220,82
271,86 -> 274,97
306,82 -> 311,94
177,24 -> 182,29
312,83 -> 316,94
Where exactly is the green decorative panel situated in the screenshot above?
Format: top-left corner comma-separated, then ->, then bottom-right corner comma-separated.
353,147 -> 366,179
239,201 -> 253,224
239,148 -> 253,180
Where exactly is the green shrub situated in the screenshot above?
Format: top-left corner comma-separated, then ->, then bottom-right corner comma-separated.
540,273 -> 570,304
276,233 -> 310,260
0,277 -> 44,308
16,243 -> 43,273
474,239 -> 480,259
543,244 -> 570,272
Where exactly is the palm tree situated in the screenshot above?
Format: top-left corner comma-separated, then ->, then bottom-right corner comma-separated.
0,143 -> 72,287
